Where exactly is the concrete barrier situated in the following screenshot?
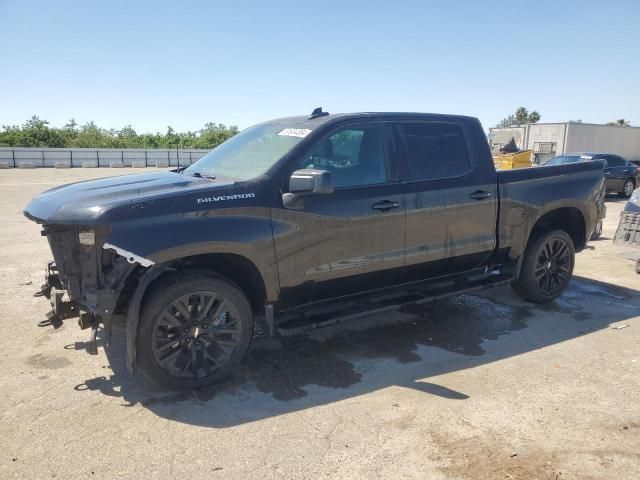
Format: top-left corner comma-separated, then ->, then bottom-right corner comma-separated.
17,162 -> 37,168
0,148 -> 210,168
82,161 -> 98,168
109,162 -> 124,168
54,161 -> 71,168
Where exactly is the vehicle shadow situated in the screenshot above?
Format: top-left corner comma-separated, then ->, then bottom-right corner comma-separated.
74,275 -> 639,427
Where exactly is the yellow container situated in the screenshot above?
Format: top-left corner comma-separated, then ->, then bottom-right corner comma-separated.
493,150 -> 533,170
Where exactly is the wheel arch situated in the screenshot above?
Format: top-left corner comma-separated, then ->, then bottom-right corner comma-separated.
121,250 -> 274,374
530,206 -> 587,252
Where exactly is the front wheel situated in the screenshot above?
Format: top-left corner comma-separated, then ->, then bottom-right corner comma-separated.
512,229 -> 575,304
137,271 -> 253,390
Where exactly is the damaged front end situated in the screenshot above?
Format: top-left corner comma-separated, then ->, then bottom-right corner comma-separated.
34,224 -> 150,353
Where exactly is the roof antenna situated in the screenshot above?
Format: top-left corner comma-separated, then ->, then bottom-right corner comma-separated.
309,107 -> 329,119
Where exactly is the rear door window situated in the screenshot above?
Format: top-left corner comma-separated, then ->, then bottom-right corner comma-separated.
398,123 -> 471,180
604,156 -> 625,168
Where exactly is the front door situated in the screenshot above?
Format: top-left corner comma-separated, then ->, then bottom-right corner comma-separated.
271,123 -> 406,308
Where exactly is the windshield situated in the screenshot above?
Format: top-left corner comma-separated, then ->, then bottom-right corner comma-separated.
185,123 -> 313,180
544,155 -> 583,166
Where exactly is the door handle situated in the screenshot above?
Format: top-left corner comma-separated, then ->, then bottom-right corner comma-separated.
469,190 -> 492,200
372,200 -> 400,211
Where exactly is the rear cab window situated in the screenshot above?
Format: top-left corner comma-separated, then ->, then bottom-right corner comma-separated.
396,122 -> 472,181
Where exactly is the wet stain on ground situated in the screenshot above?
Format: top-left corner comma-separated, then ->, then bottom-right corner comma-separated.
530,285 -> 595,322
26,353 -> 72,369
571,311 -> 592,322
237,294 -> 532,401
78,294 -> 536,404
245,336 -> 363,401
572,281 -> 631,300
76,281 -> 630,408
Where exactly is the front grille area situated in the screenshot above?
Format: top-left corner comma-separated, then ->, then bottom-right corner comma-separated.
46,229 -> 77,282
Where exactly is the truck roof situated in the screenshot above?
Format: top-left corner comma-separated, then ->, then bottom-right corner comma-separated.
262,112 -> 479,126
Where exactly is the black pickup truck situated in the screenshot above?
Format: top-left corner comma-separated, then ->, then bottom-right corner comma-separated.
25,109 -> 606,390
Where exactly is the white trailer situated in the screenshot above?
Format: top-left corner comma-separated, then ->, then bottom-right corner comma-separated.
489,122 -> 640,164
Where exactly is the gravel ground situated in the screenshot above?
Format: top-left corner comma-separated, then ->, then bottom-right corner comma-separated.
0,168 -> 639,479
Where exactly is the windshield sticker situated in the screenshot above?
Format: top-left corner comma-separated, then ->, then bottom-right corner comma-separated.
197,193 -> 256,204
277,128 -> 312,138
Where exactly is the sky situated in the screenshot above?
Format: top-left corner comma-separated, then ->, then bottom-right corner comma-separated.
1,0 -> 639,133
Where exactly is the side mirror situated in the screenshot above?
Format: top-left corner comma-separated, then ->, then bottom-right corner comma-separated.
288,169 -> 333,194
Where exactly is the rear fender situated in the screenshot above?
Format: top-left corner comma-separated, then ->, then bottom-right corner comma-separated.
507,200 -> 591,259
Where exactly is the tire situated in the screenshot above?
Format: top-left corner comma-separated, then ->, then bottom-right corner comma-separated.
621,178 -> 635,198
512,229 -> 575,304
590,221 -> 602,240
137,270 -> 253,390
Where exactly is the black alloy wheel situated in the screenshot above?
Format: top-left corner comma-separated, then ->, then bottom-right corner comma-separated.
151,291 -> 243,379
533,237 -> 572,296
512,229 -> 575,304
138,271 -> 253,389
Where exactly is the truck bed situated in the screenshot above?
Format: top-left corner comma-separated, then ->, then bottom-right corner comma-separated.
496,160 -> 606,261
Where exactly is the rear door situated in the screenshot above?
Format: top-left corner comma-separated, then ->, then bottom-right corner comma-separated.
395,120 -> 498,281
272,122 -> 406,307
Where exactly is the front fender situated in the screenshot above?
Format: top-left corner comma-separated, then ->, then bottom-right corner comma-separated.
104,207 -> 279,301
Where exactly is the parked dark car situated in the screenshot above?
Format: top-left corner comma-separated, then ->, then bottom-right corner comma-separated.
545,153 -> 639,198
24,110 -> 606,390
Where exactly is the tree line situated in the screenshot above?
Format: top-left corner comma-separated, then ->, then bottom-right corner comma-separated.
496,107 -> 632,128
0,116 -> 239,149
496,107 -> 541,128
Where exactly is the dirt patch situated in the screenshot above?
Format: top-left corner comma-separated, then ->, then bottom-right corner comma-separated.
430,430 -> 567,480
26,353 -> 72,369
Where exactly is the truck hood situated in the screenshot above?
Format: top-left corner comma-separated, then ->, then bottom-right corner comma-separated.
24,171 -> 236,224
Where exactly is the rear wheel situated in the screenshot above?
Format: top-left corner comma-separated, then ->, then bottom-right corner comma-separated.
512,229 -> 575,304
621,178 -> 635,198
137,271 -> 253,390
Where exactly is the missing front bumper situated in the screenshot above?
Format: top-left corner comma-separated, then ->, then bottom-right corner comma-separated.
34,261 -> 101,353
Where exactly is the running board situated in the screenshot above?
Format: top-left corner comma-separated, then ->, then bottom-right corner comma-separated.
276,273 -> 515,335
